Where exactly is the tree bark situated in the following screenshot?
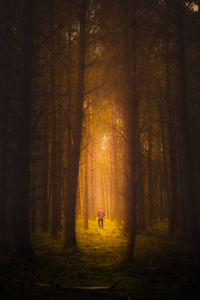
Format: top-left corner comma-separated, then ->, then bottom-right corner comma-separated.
65,0 -> 87,247
50,0 -> 61,239
121,0 -> 138,260
0,0 -> 10,250
12,0 -> 35,258
175,1 -> 198,240
64,9 -> 73,247
84,115 -> 89,229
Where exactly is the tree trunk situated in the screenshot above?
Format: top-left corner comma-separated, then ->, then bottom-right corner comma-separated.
0,0 -> 10,251
50,0 -> 61,239
164,14 -> 180,234
64,10 -> 73,247
175,1 -> 198,240
89,107 -> 95,219
121,0 -> 138,260
84,115 -> 89,229
65,0 -> 87,247
12,0 -> 35,258
147,108 -> 153,227
40,94 -> 49,232
111,101 -> 120,222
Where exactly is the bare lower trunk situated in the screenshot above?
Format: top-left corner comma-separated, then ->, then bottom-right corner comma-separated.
84,116 -> 89,229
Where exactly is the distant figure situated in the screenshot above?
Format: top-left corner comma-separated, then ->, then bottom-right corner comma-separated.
98,207 -> 105,229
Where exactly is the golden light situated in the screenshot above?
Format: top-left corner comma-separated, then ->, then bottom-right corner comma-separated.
101,135 -> 110,151
186,1 -> 199,12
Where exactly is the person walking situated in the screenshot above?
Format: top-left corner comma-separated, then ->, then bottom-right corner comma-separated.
98,207 -> 105,229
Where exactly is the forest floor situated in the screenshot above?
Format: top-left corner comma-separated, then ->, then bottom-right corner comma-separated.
0,219 -> 200,299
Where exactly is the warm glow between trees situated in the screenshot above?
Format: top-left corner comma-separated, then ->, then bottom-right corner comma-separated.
101,134 -> 110,151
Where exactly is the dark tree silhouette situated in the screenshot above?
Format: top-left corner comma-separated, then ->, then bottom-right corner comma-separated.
12,0 -> 35,258
65,0 -> 87,247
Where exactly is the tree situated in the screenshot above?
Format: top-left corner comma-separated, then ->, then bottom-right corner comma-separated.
12,0 -> 35,258
175,0 -> 198,240
65,0 -> 87,247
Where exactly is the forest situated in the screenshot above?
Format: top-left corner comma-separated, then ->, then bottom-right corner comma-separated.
0,0 -> 200,299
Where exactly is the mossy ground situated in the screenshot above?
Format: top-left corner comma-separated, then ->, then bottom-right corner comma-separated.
1,219 -> 200,299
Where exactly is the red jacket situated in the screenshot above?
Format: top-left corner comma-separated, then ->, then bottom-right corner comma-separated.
98,208 -> 105,220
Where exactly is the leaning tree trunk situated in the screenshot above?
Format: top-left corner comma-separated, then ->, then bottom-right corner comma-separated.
65,0 -> 87,247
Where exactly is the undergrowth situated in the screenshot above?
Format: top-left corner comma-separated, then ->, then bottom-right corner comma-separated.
1,219 -> 200,299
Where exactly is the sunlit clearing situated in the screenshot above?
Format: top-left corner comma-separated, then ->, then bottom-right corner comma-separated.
76,219 -> 127,258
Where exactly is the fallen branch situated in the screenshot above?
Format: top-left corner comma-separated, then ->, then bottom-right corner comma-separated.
0,277 -> 132,299
168,267 -> 187,281
67,280 -> 132,299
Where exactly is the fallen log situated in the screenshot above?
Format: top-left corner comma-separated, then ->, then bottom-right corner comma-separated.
0,277 -> 132,299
